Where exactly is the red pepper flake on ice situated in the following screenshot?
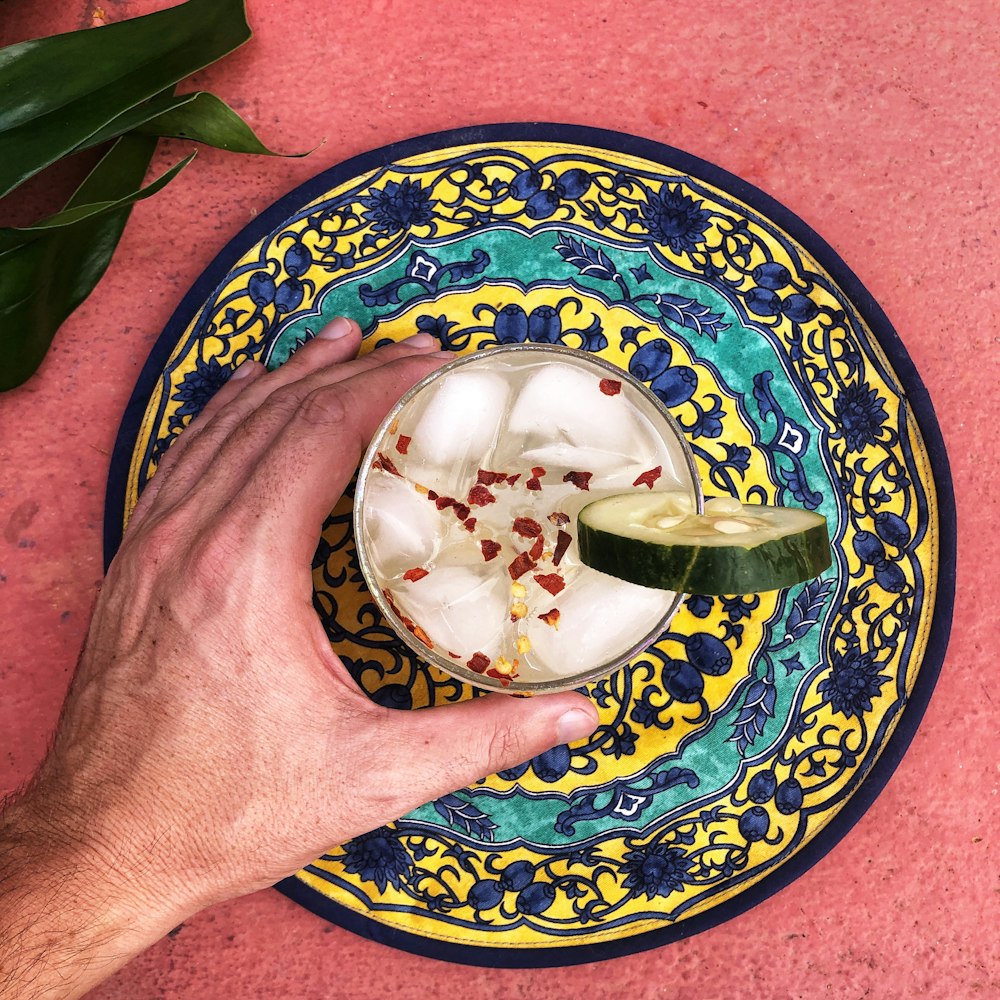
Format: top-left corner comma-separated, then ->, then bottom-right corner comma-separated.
402,567 -> 429,583
373,452 -> 401,476
508,551 -> 537,580
599,378 -> 622,396
481,539 -> 502,561
468,484 -> 497,507
563,471 -> 593,491
395,435 -> 411,455
477,469 -> 510,486
463,517 -> 478,532
434,495 -> 458,510
524,466 -> 546,491
512,517 -> 543,538
506,473 -> 522,486
552,529 -> 572,567
632,465 -> 662,489
528,536 -> 545,561
453,502 -> 471,521
448,651 -> 461,659
547,511 -> 570,526
412,625 -> 433,647
467,652 -> 490,674
533,573 -> 566,596
538,608 -> 561,629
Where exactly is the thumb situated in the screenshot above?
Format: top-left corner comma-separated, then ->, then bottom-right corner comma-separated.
376,692 -> 598,813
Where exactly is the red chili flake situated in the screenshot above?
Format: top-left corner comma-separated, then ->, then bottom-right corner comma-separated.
373,452 -> 401,476
427,489 -> 439,501
547,511 -> 570,526
395,434 -> 411,455
525,466 -> 547,491
477,469 -> 510,486
411,625 -> 433,648
533,573 -> 566,596
468,484 -> 497,507
435,495 -> 457,510
467,652 -> 491,674
481,539 -> 502,561
463,517 -> 478,532
506,473 -> 522,486
529,536 -> 545,561
448,651 -> 461,659
553,529 -> 572,567
382,588 -> 402,617
453,502 -> 471,521
508,551 -> 537,580
402,567 -> 429,583
563,471 -> 593,491
485,668 -> 513,688
538,608 -> 561,629
512,516 -> 543,538
632,465 -> 663,490
599,378 -> 622,396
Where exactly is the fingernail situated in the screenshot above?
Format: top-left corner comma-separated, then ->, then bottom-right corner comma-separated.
556,708 -> 596,745
431,350 -> 457,359
229,359 -> 256,381
404,332 -> 437,348
317,316 -> 353,340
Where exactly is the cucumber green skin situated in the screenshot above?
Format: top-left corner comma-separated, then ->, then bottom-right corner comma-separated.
578,518 -> 832,595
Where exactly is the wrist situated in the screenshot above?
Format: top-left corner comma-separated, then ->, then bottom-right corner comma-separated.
0,784 -> 195,999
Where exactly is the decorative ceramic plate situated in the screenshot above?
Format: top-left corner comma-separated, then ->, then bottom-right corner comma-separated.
106,124 -> 955,967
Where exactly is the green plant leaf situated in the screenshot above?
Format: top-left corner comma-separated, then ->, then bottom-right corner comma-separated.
81,90 -> 298,157
0,136 -> 193,391
132,91 -> 301,155
0,0 -> 250,198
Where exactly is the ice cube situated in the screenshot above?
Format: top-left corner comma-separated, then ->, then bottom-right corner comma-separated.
361,470 -> 442,574
403,369 -> 510,492
394,564 -> 509,661
523,567 -> 675,676
501,361 -> 663,465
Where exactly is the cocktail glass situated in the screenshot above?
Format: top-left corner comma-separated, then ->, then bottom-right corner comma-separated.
353,344 -> 702,694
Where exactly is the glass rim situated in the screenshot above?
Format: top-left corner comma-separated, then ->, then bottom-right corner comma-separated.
352,343 -> 704,695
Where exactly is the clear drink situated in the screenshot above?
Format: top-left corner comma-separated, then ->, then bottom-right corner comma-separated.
354,344 -> 701,693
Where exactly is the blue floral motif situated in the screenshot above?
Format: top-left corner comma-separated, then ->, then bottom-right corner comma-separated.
171,356 -> 231,418
640,185 -> 713,253
621,843 -> 694,900
720,595 -> 759,622
602,722 -> 638,759
359,179 -> 436,235
338,827 -> 413,892
817,646 -> 891,718
834,380 -> 888,452
685,594 -> 714,618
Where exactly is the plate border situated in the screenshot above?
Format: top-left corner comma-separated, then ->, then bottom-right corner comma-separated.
104,122 -> 956,967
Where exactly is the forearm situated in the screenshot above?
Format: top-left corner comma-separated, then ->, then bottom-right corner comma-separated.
0,789 -> 184,1000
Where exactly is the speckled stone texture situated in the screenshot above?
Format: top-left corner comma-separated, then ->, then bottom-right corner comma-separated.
1,1 -> 996,997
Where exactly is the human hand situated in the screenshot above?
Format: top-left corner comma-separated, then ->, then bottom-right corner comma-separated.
0,321 -> 597,999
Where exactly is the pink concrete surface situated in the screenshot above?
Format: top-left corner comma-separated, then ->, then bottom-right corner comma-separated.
1,0 -> 996,996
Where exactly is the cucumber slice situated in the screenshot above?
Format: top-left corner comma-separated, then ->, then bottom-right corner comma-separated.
577,493 -> 831,594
